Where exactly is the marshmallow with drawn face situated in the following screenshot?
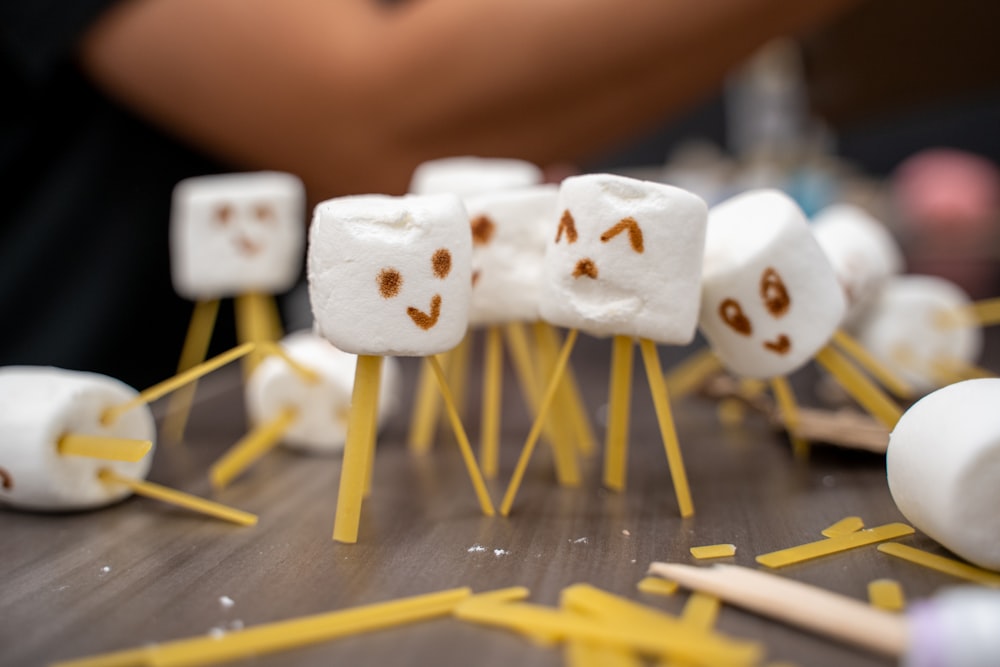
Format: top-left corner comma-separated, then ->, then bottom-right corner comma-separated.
853,275 -> 982,393
408,156 -> 543,198
812,204 -> 905,324
699,189 -> 846,379
887,378 -> 1000,570
171,171 -> 306,300
539,173 -> 707,343
246,331 -> 401,454
308,194 -> 472,357
463,184 -> 558,326
0,367 -> 155,511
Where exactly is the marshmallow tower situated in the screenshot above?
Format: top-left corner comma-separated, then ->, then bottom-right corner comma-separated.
700,189 -> 847,379
887,378 -> 1000,570
540,173 -> 708,343
246,331 -> 401,454
170,171 -> 306,300
0,367 -> 154,510
812,203 -> 905,325
408,156 -> 543,199
854,275 -> 982,392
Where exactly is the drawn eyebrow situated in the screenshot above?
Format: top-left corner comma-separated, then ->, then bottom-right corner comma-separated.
719,298 -> 752,336
555,210 -> 578,244
470,215 -> 496,246
760,267 -> 790,317
600,217 -> 644,253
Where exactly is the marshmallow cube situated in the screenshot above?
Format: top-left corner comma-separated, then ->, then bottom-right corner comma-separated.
464,184 -> 558,326
812,204 -> 905,324
854,275 -> 982,393
171,171 -> 306,300
308,194 -> 472,357
0,367 -> 155,511
699,189 -> 846,379
539,173 -> 708,343
246,332 -> 401,454
887,378 -> 1000,570
408,156 -> 543,198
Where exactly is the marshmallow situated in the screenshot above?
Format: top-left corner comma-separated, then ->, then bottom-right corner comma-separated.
812,204 -> 905,324
853,275 -> 982,393
246,331 -> 401,454
463,184 -> 558,326
699,189 -> 846,379
887,378 -> 1000,570
539,173 -> 707,343
0,367 -> 155,511
408,156 -> 543,198
308,194 -> 472,357
171,171 -> 306,300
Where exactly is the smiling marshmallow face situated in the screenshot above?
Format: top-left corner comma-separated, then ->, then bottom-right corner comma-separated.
538,174 -> 707,343
307,194 -> 472,357
171,172 -> 306,300
699,189 -> 846,379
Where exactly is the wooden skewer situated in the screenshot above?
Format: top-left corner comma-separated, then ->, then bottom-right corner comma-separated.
57,434 -> 151,463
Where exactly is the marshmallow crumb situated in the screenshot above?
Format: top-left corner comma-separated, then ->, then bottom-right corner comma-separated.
209,628 -> 226,639
219,595 -> 235,609
100,566 -> 111,574
572,537 -> 589,544
229,620 -> 244,631
493,549 -> 509,557
467,544 -> 487,553
622,529 -> 631,537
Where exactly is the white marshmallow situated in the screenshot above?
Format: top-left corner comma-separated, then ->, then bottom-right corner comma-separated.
408,156 -> 543,198
0,367 -> 155,511
539,173 -> 707,343
699,189 -> 847,379
171,172 -> 306,300
308,194 -> 472,357
812,204 -> 905,324
463,184 -> 558,326
853,275 -> 982,393
245,331 -> 401,454
887,378 -> 1000,570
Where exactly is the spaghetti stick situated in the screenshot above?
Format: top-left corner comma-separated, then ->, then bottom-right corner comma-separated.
362,373 -> 381,498
163,299 -> 220,443
262,289 -> 285,342
948,297 -> 1000,328
209,407 -> 298,489
332,355 -> 382,544
664,347 -> 724,399
428,356 -> 496,517
504,322 -> 559,447
533,322 -> 581,486
867,579 -> 906,612
446,333 -> 472,425
821,516 -> 864,538
500,329 -> 578,517
97,469 -> 257,526
661,594 -> 722,667
755,523 -> 914,568
234,292 -> 276,375
539,322 -> 597,456
831,330 -> 913,399
604,335 -> 634,492
639,339 -> 694,518
814,345 -> 903,429
102,343 -> 256,426
407,358 -> 441,454
57,434 -> 151,463
932,356 -> 995,382
769,376 -> 809,462
255,342 -> 321,385
480,326 -> 504,478
877,543 -> 1000,587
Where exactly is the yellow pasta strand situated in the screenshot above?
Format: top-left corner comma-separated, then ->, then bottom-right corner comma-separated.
209,407 -> 298,489
539,323 -> 598,456
867,579 -> 906,612
637,577 -> 679,597
756,523 -> 914,568
831,330 -> 914,399
446,333 -> 472,426
480,325 -> 504,479
877,543 -> 1000,587
769,376 -> 809,462
407,358 -> 442,454
503,322 -> 560,449
332,355 -> 383,543
97,469 -> 257,526
603,335 -> 634,492
690,544 -> 737,560
815,345 -> 903,429
821,516 -> 865,538
57,434 -> 151,463
234,292 -> 273,375
162,299 -> 220,443
664,347 -> 724,399
533,322 -> 580,487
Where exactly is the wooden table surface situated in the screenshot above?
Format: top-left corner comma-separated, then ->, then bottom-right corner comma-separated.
3,332 -> 996,667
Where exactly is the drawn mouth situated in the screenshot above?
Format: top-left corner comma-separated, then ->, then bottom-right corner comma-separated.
233,236 -> 262,257
573,258 -> 598,280
407,295 -> 442,330
763,335 -> 791,355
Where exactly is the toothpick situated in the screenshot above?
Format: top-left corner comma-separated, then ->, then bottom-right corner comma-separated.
57,434 -> 151,463
97,469 -> 257,526
163,299 -> 220,443
603,335 -> 634,492
209,407 -> 298,489
814,345 -> 903,429
480,325 -> 504,478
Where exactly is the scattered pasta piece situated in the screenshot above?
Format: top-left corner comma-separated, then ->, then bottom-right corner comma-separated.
690,544 -> 737,560
755,523 -> 914,568
867,579 -> 906,612
877,543 -> 1000,587
820,516 -> 865,538
637,577 -> 678,597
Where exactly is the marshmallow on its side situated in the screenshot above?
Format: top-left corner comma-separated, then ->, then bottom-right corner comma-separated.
464,184 -> 558,326
887,378 -> 1000,570
0,367 -> 155,511
308,194 -> 472,357
171,171 -> 306,300
246,331 -> 401,454
812,203 -> 904,324
699,189 -> 846,379
539,173 -> 707,343
408,156 -> 543,198
853,275 -> 982,393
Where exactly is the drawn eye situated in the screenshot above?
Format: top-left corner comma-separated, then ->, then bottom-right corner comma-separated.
470,215 -> 496,246
719,298 -> 752,336
0,466 -> 12,491
377,268 -> 402,298
760,268 -> 790,317
214,204 -> 233,226
555,210 -> 578,244
600,217 -> 644,253
432,249 -> 451,279
253,204 -> 276,223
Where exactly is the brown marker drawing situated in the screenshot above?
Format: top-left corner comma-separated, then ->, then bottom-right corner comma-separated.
0,467 -> 12,491
760,267 -> 790,317
600,217 -> 644,253
573,258 -> 598,279
470,216 -> 495,246
556,210 -> 578,244
377,268 -> 403,298
408,295 -> 442,330
432,249 -> 452,279
719,298 -> 752,335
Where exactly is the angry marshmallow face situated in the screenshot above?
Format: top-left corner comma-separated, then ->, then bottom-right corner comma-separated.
171,172 -> 306,300
699,190 -> 846,379
307,194 -> 472,357
539,173 -> 707,344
